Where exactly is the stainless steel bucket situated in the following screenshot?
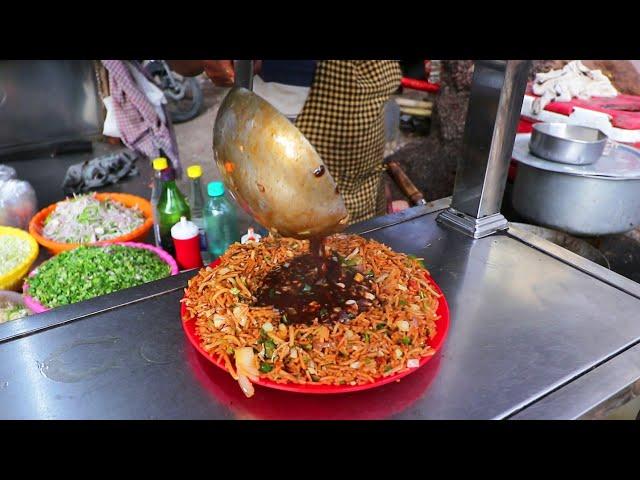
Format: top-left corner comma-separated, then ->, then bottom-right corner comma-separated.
512,164 -> 640,236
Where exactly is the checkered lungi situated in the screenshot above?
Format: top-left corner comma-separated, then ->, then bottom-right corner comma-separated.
295,60 -> 402,225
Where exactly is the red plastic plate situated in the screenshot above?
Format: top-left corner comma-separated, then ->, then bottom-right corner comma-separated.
181,259 -> 450,394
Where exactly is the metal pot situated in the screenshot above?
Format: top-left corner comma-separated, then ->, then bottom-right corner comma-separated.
511,133 -> 640,237
512,164 -> 640,236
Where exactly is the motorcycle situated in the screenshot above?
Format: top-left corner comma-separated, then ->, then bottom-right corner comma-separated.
142,60 -> 204,124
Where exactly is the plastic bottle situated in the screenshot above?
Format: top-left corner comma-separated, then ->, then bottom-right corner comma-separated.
171,216 -> 203,270
157,166 -> 190,257
204,181 -> 239,260
186,165 -> 209,263
151,157 -> 168,246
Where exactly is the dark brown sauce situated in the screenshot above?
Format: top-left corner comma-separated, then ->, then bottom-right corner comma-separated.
313,165 -> 325,177
254,241 -> 379,325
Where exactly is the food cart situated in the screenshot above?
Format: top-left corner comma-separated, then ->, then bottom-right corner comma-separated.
1,60 -> 640,419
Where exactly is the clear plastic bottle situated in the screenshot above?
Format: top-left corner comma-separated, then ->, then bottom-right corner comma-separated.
150,157 -> 168,246
204,181 -> 240,260
186,165 -> 208,262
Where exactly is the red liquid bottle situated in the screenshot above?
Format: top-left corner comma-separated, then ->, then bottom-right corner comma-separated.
171,216 -> 203,270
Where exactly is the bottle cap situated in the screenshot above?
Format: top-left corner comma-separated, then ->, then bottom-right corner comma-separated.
171,216 -> 199,240
153,157 -> 168,171
187,165 -> 202,179
208,181 -> 225,197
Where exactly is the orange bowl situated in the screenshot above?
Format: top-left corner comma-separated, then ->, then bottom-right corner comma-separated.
29,193 -> 154,255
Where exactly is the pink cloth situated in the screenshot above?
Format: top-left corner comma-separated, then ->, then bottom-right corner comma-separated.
101,60 -> 181,175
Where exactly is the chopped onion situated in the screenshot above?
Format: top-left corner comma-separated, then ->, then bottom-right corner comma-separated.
397,320 -> 410,332
235,347 -> 259,380
233,306 -> 248,327
234,347 -> 259,398
407,359 -> 420,368
237,374 -> 255,398
350,361 -> 361,369
262,321 -> 274,332
213,314 -> 226,329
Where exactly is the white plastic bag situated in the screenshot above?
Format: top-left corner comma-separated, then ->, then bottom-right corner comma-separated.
0,179 -> 37,230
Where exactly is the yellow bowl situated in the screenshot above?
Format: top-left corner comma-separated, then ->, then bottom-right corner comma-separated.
0,226 -> 39,291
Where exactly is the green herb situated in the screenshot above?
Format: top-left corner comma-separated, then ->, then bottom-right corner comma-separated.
226,347 -> 234,355
259,362 -> 274,373
344,257 -> 360,267
319,308 -> 328,317
230,287 -> 240,296
303,343 -> 313,351
398,299 -> 408,307
27,245 -> 170,308
401,336 -> 412,345
363,332 -> 371,343
263,339 -> 276,358
407,254 -> 426,268
281,314 -> 289,324
302,283 -> 312,293
384,366 -> 393,373
311,374 -> 320,382
375,323 -> 386,330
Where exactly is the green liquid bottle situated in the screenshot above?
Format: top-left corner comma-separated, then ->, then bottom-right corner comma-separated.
158,167 -> 190,256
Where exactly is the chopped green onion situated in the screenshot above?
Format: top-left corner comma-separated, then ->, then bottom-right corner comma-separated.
27,245 -> 170,308
401,336 -> 412,345
259,362 -> 273,373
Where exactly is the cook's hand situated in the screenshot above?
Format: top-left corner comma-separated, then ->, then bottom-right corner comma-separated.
202,60 -> 235,87
169,60 -> 262,87
202,60 -> 263,87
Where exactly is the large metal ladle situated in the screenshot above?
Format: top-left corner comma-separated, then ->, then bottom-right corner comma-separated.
213,86 -> 350,239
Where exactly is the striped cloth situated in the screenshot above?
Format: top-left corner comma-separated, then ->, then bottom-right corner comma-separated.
295,60 -> 402,224
101,60 -> 181,175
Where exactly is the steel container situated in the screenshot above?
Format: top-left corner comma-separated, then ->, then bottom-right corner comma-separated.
512,164 -> 640,236
530,123 -> 607,165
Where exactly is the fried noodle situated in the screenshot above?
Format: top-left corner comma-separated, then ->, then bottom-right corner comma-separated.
182,234 -> 440,397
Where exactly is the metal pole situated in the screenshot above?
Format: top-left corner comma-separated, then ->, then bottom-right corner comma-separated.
437,60 -> 531,238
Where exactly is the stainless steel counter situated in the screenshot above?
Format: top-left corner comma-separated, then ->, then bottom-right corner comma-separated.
2,203 -> 640,419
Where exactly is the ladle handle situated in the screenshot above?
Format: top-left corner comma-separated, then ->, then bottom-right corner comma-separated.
387,160 -> 426,205
234,60 -> 254,90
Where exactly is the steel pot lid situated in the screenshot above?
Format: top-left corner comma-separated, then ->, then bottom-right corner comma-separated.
213,87 -> 349,239
512,133 -> 640,180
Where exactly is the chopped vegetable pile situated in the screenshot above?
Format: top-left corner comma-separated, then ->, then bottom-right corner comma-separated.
43,194 -> 144,244
0,234 -> 32,276
0,301 -> 30,323
28,245 -> 171,308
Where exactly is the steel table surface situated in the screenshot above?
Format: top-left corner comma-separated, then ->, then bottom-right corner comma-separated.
2,206 -> 640,419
